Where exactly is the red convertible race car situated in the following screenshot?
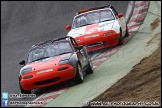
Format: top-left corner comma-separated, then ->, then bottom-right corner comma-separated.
66,5 -> 129,51
18,36 -> 93,94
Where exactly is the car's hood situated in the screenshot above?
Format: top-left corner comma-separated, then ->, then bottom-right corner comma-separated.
67,20 -> 115,38
24,53 -> 72,71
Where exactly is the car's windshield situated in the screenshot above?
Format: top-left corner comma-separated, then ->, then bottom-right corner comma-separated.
27,41 -> 73,63
72,9 -> 115,29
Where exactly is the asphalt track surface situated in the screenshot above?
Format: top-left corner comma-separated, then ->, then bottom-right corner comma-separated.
1,1 -> 128,107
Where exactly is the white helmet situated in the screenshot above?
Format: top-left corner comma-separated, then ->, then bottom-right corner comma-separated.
34,49 -> 45,59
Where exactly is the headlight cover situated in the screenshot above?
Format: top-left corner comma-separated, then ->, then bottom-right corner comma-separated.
20,66 -> 32,75
59,59 -> 69,65
59,54 -> 77,68
68,57 -> 77,67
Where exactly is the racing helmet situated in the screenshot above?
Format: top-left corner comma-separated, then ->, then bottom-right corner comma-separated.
79,16 -> 87,25
34,48 -> 45,59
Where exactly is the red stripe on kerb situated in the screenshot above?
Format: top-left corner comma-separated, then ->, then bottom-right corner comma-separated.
129,14 -> 147,22
132,8 -> 148,15
85,23 -> 99,34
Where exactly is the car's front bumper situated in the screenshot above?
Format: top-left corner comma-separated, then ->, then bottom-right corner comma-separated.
74,30 -> 120,52
20,65 -> 77,90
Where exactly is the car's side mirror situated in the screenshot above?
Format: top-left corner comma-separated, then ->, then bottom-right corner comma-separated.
75,46 -> 83,50
118,13 -> 123,18
19,60 -> 25,65
66,25 -> 71,30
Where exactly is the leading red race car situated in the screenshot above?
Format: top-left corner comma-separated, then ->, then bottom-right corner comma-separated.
66,5 -> 129,51
18,36 -> 93,94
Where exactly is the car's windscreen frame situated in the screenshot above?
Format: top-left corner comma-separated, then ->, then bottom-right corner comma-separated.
72,8 -> 116,29
27,40 -> 75,63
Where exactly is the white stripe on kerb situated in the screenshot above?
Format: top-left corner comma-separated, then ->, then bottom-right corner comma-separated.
134,5 -> 148,11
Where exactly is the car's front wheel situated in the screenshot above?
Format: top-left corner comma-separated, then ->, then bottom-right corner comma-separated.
74,64 -> 84,84
19,81 -> 31,94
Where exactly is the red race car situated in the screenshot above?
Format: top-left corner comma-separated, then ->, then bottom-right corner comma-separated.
66,5 -> 129,51
18,36 -> 93,94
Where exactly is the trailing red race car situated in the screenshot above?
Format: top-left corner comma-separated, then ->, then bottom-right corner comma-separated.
66,5 -> 129,51
18,36 -> 93,94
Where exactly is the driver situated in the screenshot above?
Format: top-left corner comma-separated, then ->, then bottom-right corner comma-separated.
34,48 -> 45,60
79,16 -> 88,26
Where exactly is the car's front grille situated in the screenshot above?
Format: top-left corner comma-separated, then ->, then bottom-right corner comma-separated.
86,41 -> 105,48
34,77 -> 60,85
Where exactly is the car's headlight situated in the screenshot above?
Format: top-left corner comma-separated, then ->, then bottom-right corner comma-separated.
59,60 -> 69,65
58,55 -> 71,65
20,66 -> 32,75
59,55 -> 77,68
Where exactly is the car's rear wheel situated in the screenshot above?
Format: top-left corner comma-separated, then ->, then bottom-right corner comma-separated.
19,81 -> 31,94
74,64 -> 84,84
118,29 -> 124,45
85,58 -> 93,74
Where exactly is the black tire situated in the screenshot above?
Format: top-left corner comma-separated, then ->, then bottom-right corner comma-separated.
85,58 -> 93,74
19,81 -> 31,94
74,64 -> 84,84
124,26 -> 129,37
118,29 -> 123,45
